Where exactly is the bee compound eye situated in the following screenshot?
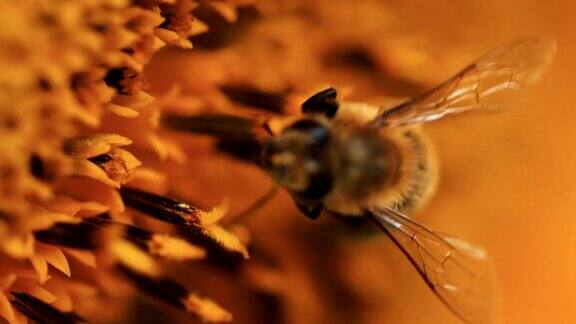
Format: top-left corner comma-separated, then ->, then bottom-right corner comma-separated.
285,119 -> 331,147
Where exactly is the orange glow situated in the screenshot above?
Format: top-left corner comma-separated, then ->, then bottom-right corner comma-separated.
1,0 -> 575,323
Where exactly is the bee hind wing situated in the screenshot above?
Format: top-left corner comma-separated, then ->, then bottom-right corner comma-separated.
374,37 -> 556,127
369,207 -> 501,323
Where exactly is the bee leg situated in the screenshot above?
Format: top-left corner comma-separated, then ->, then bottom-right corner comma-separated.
301,87 -> 339,118
292,198 -> 323,220
224,184 -> 279,225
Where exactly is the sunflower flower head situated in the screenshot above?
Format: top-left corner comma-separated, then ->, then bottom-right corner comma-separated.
0,0 -> 252,322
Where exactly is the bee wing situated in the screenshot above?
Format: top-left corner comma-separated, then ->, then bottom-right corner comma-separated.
369,207 -> 501,323
373,38 -> 556,127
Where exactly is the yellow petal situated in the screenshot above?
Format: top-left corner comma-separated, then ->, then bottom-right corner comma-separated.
64,134 -> 132,159
63,248 -> 96,268
2,234 -> 34,259
74,201 -> 109,218
148,134 -> 169,160
172,38 -> 193,49
126,167 -> 166,190
72,159 -> 120,188
148,234 -> 206,261
110,148 -> 141,171
36,244 -> 71,277
58,178 -> 125,213
154,28 -> 181,44
64,139 -> 110,159
207,1 -> 237,22
183,294 -> 233,322
0,257 -> 37,279
16,283 -> 56,305
113,91 -> 155,109
198,200 -> 229,226
49,291 -> 73,313
107,104 -> 140,118
110,240 -> 163,278
204,225 -> 249,259
190,19 -> 209,36
29,256 -> 49,283
92,134 -> 133,147
0,273 -> 17,290
0,293 -> 15,323
162,139 -> 187,163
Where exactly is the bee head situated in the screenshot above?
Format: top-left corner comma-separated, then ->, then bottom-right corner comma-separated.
262,119 -> 333,201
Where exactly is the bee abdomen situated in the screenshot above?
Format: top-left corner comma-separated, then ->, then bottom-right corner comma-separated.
381,128 -> 438,216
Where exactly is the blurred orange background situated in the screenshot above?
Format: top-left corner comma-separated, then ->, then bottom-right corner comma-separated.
145,1 -> 576,323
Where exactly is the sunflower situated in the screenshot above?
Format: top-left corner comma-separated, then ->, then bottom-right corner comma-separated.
0,0 -> 251,322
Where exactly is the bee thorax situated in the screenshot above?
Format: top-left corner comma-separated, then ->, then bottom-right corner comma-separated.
335,134 -> 391,200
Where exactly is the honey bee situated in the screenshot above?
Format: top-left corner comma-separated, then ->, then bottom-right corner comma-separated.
260,38 -> 556,323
